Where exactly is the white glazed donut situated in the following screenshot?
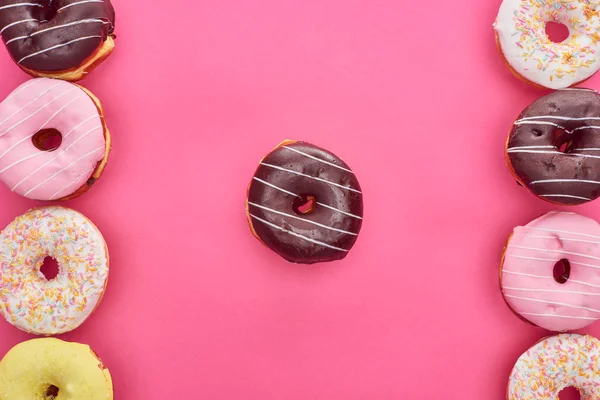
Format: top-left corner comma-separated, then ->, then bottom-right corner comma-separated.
508,334 -> 600,399
0,206 -> 109,335
494,0 -> 600,89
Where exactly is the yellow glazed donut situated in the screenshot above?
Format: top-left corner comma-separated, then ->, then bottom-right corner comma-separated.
0,338 -> 113,400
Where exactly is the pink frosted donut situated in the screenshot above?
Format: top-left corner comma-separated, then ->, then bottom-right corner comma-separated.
501,211 -> 600,331
0,77 -> 110,201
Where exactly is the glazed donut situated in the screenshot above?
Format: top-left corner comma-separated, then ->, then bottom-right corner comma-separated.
494,0 -> 600,89
500,211 -> 600,332
0,78 -> 110,201
0,338 -> 113,400
508,334 -> 600,399
0,0 -> 115,81
0,206 -> 109,335
506,88 -> 600,206
246,140 -> 363,264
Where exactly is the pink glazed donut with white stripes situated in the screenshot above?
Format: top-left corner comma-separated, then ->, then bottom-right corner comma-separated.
0,78 -> 110,200
500,211 -> 600,332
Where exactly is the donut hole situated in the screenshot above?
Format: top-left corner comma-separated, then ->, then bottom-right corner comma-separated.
44,384 -> 59,399
293,195 -> 317,215
40,257 -> 59,281
532,128 -> 544,137
553,129 -> 575,153
558,386 -> 581,400
553,259 -> 571,284
545,21 -> 570,43
32,129 -> 62,152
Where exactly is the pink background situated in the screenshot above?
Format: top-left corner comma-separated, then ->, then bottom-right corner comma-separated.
0,0 -> 596,398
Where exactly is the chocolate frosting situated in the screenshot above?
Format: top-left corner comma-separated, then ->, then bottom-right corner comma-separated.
0,0 -> 115,71
247,141 -> 363,264
507,88 -> 600,205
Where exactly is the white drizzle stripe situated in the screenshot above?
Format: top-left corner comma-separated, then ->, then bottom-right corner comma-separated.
18,35 -> 102,64
315,202 -> 363,220
503,270 -> 600,289
57,0 -> 103,11
0,86 -> 76,137
0,18 -> 38,34
281,146 -> 354,173
507,254 -> 600,270
541,194 -> 592,201
572,126 -> 600,132
507,150 -> 600,160
525,226 -> 600,240
513,121 -> 566,129
253,177 -> 300,198
0,3 -> 42,11
518,115 -> 600,122
249,214 -> 348,252
22,145 -> 104,197
0,95 -> 81,162
11,115 -> 98,191
520,313 -> 598,321
509,245 -> 600,262
574,148 -> 600,151
5,35 -> 28,44
2,79 -> 38,102
49,167 -> 94,200
252,177 -> 363,220
0,151 -> 44,174
30,19 -> 105,37
513,233 -> 600,244
507,146 -> 555,150
0,91 -> 80,162
505,295 -> 600,313
0,81 -> 62,128
3,125 -> 100,179
248,201 -> 357,236
530,179 -> 600,186
260,163 -> 361,194
504,287 -> 600,296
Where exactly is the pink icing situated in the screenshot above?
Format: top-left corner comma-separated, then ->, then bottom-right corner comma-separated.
502,211 -> 600,332
0,78 -> 106,200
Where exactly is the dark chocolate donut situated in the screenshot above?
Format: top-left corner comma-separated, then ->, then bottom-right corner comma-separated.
506,88 -> 600,206
246,141 -> 363,264
0,0 -> 115,73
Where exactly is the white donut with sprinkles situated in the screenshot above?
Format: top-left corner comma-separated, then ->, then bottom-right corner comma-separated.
0,206 -> 109,335
508,334 -> 600,399
494,0 -> 600,89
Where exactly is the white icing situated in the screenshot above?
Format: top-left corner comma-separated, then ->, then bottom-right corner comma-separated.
260,162 -> 362,193
503,269 -> 600,288
508,254 -> 600,270
248,201 -> 358,235
281,146 -> 354,173
0,3 -> 42,11
249,214 -> 349,252
0,206 -> 108,335
252,176 -> 363,219
508,334 -> 600,399
494,0 -> 600,89
18,35 -> 102,64
0,18 -> 38,34
57,0 -> 104,12
530,178 -> 600,185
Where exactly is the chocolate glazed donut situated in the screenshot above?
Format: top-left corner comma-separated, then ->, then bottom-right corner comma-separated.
506,88 -> 600,206
246,141 -> 363,264
0,0 -> 115,80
